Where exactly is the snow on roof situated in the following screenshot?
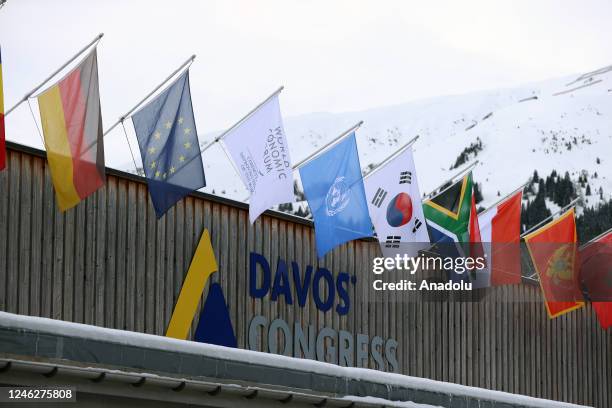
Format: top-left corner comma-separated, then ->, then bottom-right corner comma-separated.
0,311 -> 588,408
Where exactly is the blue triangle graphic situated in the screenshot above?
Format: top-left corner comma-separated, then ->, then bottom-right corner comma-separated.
194,282 -> 237,348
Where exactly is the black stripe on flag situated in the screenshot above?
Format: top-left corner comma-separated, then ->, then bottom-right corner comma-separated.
385,235 -> 401,248
399,171 -> 412,184
372,188 -> 388,207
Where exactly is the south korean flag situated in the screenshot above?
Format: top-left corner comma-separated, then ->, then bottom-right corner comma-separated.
364,147 -> 430,257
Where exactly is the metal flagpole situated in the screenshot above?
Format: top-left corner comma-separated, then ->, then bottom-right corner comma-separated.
5,33 -> 104,116
292,121 -> 364,170
362,135 -> 420,180
480,181 -> 530,214
200,86 -> 285,155
103,54 -> 197,137
579,226 -> 612,250
240,120 -> 365,202
520,197 -> 580,238
424,160 -> 479,200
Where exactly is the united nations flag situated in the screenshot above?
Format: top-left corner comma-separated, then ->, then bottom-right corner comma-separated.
132,71 -> 206,218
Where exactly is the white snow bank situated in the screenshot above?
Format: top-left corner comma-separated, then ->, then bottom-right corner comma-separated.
0,311 -> 589,408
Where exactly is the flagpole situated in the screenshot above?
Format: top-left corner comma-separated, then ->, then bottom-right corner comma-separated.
579,226 -> 612,250
292,121 -> 364,170
481,181 -> 529,214
362,135 -> 420,180
103,54 -> 197,137
424,160 -> 479,200
200,86 -> 285,154
520,197 -> 580,238
5,33 -> 104,116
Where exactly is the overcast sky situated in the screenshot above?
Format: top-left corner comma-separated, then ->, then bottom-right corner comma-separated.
1,0 -> 611,151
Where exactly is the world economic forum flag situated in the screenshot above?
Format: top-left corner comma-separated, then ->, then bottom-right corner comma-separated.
132,71 -> 205,218
299,133 -> 372,258
364,147 -> 429,257
221,94 -> 293,223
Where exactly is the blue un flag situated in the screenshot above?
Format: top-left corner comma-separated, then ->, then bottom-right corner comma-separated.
132,71 -> 206,218
299,132 -> 372,258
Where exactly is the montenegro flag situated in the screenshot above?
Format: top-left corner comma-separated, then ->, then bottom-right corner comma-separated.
579,230 -> 612,329
0,45 -> 6,171
37,50 -> 105,211
524,208 -> 584,318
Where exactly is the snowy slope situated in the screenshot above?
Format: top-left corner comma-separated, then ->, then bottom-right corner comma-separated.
178,66 -> 612,213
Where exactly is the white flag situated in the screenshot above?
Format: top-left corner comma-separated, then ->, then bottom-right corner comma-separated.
222,95 -> 294,223
364,148 -> 430,257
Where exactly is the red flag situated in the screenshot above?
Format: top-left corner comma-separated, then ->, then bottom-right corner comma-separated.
469,194 -> 483,254
524,208 -> 584,318
579,231 -> 612,329
477,191 -> 523,286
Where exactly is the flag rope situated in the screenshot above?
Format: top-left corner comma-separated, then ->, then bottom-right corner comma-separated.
5,33 -> 104,117
103,55 -> 196,138
26,99 -> 45,147
121,121 -> 141,177
199,86 -> 285,155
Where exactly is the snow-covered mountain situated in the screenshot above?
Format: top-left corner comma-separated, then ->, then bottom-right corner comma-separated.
195,65 -> 611,216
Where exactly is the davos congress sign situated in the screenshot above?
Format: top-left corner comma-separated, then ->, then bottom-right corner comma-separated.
247,252 -> 399,372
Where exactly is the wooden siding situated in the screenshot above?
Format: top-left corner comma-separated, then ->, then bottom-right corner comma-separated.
0,143 -> 610,407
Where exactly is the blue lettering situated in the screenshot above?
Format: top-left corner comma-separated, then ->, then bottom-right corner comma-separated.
292,262 -> 312,307
271,258 -> 293,305
335,273 -> 351,316
313,268 -> 335,312
249,252 -> 270,298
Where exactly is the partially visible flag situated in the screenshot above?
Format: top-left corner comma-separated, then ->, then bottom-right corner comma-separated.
221,94 -> 293,223
38,50 -> 105,211
473,190 -> 523,287
299,132 -> 372,258
364,147 -> 429,257
0,45 -> 5,171
423,172 -> 474,250
524,208 -> 584,319
579,230 -> 612,329
469,193 -> 484,260
132,71 -> 205,218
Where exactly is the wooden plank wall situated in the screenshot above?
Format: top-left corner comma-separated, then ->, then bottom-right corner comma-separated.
0,145 -> 610,407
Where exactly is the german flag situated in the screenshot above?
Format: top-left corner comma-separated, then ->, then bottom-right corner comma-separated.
524,208 -> 584,318
38,50 -> 105,211
0,45 -> 6,171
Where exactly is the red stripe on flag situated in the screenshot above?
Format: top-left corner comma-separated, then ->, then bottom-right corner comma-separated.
592,302 -> 612,329
491,191 -> 522,285
58,66 -> 103,199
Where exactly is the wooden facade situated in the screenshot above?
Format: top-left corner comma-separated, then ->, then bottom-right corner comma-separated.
0,143 -> 610,407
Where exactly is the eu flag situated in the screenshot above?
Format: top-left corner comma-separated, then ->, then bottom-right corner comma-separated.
299,133 -> 372,258
132,71 -> 205,218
